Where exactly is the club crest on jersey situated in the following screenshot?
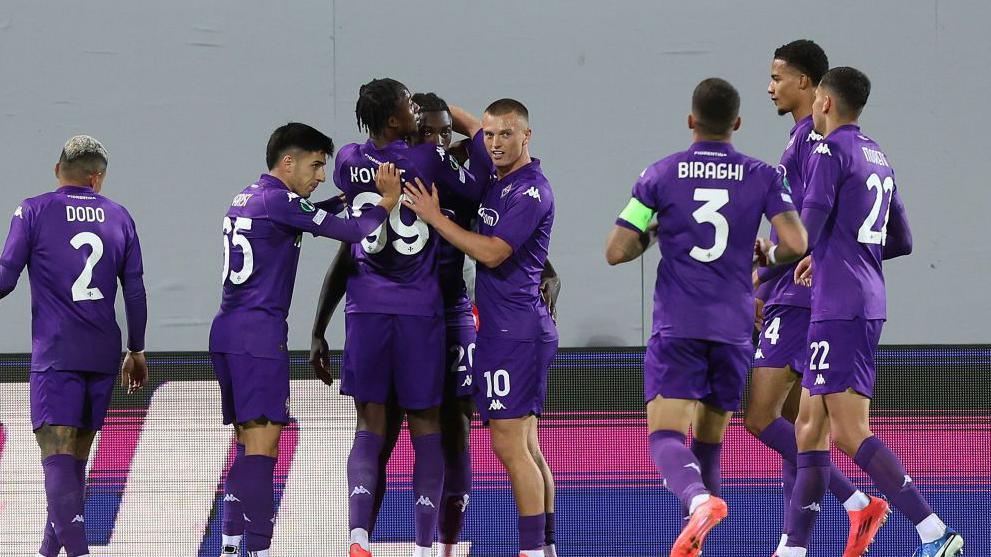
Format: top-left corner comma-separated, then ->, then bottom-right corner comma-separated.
478,207 -> 500,226
813,143 -> 832,156
501,184 -> 512,198
299,199 -> 316,213
524,186 -> 542,201
14,206 -> 23,219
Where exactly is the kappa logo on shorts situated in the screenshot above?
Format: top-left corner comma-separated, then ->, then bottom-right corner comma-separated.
801,502 -> 822,512
755,348 -> 765,359
461,375 -> 472,387
223,494 -> 241,502
902,475 -> 913,487
350,485 -> 371,497
814,374 -> 826,386
71,514 -> 85,523
488,399 -> 506,411
416,495 -> 436,508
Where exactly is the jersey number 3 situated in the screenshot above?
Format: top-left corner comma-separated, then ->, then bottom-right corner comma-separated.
690,188 -> 730,262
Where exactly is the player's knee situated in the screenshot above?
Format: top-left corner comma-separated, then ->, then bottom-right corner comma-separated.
743,410 -> 773,437
34,425 -> 78,457
832,427 -> 871,458
490,427 -> 527,465
407,406 -> 442,436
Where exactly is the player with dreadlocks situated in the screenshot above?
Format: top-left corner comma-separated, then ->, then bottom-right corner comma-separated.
323,79 -> 482,557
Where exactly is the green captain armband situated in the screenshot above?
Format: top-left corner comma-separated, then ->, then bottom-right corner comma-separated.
617,197 -> 656,232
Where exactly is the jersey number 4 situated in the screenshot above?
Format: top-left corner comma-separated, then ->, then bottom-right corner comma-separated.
352,192 -> 429,256
690,188 -> 729,262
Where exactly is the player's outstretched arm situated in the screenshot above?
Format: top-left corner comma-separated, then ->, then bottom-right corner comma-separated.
310,243 -> 353,386
449,105 -> 482,138
402,178 -> 512,268
883,191 -> 912,260
758,210 -> 808,267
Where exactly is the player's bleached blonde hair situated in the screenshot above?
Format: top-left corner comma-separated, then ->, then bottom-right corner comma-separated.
59,135 -> 109,180
62,135 -> 108,163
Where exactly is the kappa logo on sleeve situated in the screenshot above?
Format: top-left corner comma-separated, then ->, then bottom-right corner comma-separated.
14,206 -> 23,219
807,129 -> 824,142
287,192 -> 300,202
524,186 -> 542,202
813,143 -> 832,156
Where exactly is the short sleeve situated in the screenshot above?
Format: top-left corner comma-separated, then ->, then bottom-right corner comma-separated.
489,187 -> 550,252
802,142 -> 843,213
615,167 -> 659,232
763,167 -> 797,220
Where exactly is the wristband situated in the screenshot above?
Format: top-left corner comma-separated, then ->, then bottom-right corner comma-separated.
767,244 -> 779,266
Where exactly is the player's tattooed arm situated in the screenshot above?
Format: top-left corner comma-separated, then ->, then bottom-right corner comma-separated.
309,243 -> 353,386
605,224 -> 649,265
402,178 -> 513,268
540,259 -> 561,322
449,105 -> 482,138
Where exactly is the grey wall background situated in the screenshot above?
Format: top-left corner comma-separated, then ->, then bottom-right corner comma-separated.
0,0 -> 987,353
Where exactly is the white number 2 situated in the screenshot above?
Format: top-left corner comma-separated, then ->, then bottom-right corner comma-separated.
809,341 -> 830,371
69,232 -> 105,302
763,317 -> 781,345
858,173 -> 895,245
222,217 -> 254,285
689,188 -> 730,262
351,191 -> 429,256
483,369 -> 511,398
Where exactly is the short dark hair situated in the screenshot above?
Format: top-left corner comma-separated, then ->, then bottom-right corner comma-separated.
411,92 -> 450,115
265,123 -> 334,170
356,78 -> 409,135
691,78 -> 740,136
59,135 -> 108,181
484,98 -> 529,123
820,66 -> 871,117
773,40 -> 829,85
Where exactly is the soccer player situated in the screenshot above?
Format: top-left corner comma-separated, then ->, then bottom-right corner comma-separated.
334,79 -> 484,557
0,135 -> 148,557
209,123 -> 398,557
776,67 -> 963,557
404,97 -> 559,557
605,78 -> 808,557
749,40 -> 885,556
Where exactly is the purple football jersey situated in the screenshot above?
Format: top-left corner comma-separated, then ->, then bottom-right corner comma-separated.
761,116 -> 822,308
472,155 -> 557,341
802,125 -> 905,322
0,185 -> 146,373
209,174 -> 387,359
403,143 -> 480,326
334,140 -> 479,318
619,141 -> 796,345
